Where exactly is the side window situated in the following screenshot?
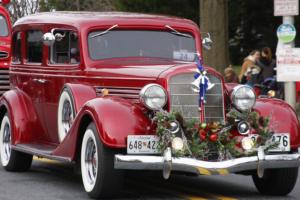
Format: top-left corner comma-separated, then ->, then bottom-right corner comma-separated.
50,30 -> 80,65
12,32 -> 21,63
26,30 -> 43,63
0,15 -> 8,37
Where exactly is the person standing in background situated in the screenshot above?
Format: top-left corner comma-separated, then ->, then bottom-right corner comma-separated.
239,50 -> 261,82
257,47 -> 276,81
224,65 -> 239,83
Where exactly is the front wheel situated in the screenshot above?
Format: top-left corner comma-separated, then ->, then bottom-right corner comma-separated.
252,167 -> 298,196
81,122 -> 123,198
0,114 -> 32,171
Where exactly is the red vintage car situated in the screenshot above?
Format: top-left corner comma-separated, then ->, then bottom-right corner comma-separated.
0,12 -> 300,198
0,0 -> 11,95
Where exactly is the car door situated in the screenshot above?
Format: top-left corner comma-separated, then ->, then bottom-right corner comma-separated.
12,29 -> 50,142
41,29 -> 81,144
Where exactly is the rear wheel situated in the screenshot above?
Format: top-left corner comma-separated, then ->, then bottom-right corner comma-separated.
252,167 -> 298,196
58,88 -> 75,142
0,114 -> 32,171
81,122 -> 123,198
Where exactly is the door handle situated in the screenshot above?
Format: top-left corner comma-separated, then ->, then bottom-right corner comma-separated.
32,78 -> 48,84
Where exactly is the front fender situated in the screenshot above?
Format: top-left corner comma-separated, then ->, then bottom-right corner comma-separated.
53,96 -> 152,160
254,98 -> 300,149
63,83 -> 97,112
0,89 -> 45,144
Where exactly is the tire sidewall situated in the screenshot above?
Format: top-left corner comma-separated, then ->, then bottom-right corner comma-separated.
57,87 -> 75,142
0,114 -> 11,167
81,126 -> 99,193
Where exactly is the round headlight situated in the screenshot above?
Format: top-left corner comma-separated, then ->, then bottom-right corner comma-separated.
231,85 -> 256,111
140,84 -> 167,110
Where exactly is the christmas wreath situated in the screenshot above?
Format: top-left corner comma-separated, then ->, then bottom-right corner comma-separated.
154,108 -> 278,161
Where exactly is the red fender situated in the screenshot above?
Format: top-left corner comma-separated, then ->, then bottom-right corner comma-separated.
0,89 -> 45,144
254,98 -> 300,149
63,83 -> 97,113
53,96 -> 152,160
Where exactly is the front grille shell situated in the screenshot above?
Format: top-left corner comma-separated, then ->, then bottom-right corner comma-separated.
169,72 -> 225,123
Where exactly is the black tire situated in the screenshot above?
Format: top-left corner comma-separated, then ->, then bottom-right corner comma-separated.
252,167 -> 298,196
81,122 -> 123,199
0,113 -> 32,172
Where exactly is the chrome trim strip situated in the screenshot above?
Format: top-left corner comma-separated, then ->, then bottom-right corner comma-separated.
115,154 -> 300,175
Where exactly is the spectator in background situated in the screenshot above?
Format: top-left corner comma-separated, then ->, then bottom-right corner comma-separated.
224,65 -> 239,83
239,50 -> 261,82
257,47 -> 276,81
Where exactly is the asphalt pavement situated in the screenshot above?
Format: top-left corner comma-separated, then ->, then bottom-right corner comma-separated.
0,157 -> 299,200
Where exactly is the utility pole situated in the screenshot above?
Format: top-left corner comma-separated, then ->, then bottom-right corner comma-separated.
274,0 -> 298,108
283,16 -> 296,108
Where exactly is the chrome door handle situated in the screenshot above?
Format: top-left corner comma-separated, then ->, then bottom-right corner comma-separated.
32,78 -> 48,84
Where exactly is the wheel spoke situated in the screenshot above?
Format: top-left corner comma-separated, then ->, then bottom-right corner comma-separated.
84,138 -> 98,185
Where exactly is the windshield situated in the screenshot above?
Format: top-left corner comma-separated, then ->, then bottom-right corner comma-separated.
88,30 -> 197,62
0,15 -> 8,37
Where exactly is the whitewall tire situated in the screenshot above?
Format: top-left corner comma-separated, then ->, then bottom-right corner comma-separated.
0,113 -> 32,171
80,122 -> 123,198
81,128 -> 98,192
58,88 -> 75,142
0,115 -> 11,167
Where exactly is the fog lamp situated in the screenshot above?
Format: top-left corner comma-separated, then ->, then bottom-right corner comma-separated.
172,137 -> 184,151
241,137 -> 254,151
169,121 -> 180,134
237,121 -> 250,135
267,90 -> 276,98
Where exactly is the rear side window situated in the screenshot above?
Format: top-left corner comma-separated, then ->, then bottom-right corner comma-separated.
26,30 -> 43,63
12,32 -> 21,63
0,15 -> 8,37
49,30 -> 80,65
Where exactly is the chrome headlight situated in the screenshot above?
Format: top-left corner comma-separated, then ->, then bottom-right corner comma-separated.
140,84 -> 167,110
231,85 -> 256,111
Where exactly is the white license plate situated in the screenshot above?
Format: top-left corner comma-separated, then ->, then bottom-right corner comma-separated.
249,133 -> 290,152
127,135 -> 160,154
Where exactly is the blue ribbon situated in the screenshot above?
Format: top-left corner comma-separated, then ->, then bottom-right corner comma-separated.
193,56 -> 213,104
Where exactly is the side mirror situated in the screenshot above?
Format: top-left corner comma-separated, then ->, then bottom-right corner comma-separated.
202,33 -> 213,50
43,29 -> 66,46
43,32 -> 55,46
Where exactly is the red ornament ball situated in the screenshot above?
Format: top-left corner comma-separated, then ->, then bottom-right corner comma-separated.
199,130 -> 207,140
209,134 -> 218,142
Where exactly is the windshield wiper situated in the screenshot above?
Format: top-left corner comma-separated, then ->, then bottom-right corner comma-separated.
89,24 -> 118,38
165,25 -> 192,38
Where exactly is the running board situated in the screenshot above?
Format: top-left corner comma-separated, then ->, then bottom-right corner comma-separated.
12,144 -> 72,162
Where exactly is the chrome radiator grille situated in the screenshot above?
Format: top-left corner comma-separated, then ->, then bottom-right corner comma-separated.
169,73 -> 225,123
0,68 -> 10,96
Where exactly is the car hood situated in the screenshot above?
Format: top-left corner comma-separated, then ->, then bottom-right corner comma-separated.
85,59 -> 198,80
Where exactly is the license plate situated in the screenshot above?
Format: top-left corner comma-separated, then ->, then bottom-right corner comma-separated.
127,135 -> 160,154
249,133 -> 290,152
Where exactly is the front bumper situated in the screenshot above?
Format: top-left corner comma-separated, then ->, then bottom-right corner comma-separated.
115,153 -> 300,175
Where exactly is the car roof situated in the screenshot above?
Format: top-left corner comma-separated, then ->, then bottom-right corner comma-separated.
14,11 -> 198,30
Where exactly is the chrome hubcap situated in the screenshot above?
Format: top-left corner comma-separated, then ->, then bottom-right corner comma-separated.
2,123 -> 11,162
85,138 -> 97,185
62,100 -> 73,134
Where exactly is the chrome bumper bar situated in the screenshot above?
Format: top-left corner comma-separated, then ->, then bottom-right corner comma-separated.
115,153 -> 300,175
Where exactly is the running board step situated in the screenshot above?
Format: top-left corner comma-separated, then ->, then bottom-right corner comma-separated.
13,143 -> 72,162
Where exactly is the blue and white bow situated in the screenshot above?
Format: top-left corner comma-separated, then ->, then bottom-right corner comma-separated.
191,56 -> 215,104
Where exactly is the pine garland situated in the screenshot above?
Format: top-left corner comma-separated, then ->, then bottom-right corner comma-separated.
154,108 -> 278,161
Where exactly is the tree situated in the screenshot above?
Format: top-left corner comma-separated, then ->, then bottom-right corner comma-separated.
200,0 -> 229,72
114,0 -> 199,24
39,0 -> 115,12
228,0 -> 282,65
7,0 -> 40,22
